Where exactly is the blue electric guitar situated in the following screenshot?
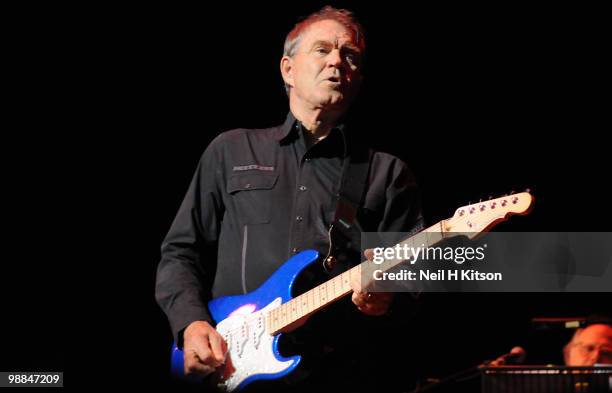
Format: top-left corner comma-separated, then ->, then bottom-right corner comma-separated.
171,192 -> 534,391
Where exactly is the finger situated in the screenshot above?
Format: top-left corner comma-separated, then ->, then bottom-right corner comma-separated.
191,337 -> 218,367
358,301 -> 387,316
355,292 -> 393,315
185,352 -> 215,376
208,331 -> 228,363
352,291 -> 367,307
364,248 -> 374,261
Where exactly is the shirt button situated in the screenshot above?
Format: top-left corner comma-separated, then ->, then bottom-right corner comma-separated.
292,247 -> 299,254
299,185 -> 307,191
296,216 -> 303,222
305,158 -> 311,162
244,183 -> 251,189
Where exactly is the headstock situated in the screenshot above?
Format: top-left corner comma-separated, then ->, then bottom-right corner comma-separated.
444,192 -> 534,238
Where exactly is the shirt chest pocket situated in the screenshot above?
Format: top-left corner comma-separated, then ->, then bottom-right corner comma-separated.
226,172 -> 279,224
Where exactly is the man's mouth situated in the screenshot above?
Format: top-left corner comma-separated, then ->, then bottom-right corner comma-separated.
325,76 -> 342,88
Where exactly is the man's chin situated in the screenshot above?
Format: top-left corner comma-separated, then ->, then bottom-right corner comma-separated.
318,92 -> 348,108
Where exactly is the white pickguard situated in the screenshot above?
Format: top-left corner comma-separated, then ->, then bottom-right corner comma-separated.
216,297 -> 294,391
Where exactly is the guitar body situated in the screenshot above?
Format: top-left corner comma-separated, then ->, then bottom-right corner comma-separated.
171,250 -> 320,391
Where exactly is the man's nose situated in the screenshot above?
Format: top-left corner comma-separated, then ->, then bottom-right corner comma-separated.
327,49 -> 342,67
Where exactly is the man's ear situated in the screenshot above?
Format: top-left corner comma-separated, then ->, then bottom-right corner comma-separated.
280,56 -> 294,89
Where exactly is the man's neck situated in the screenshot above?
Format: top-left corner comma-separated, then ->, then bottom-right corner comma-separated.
289,101 -> 343,141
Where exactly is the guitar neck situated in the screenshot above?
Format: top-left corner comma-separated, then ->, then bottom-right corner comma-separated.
266,220 -> 452,335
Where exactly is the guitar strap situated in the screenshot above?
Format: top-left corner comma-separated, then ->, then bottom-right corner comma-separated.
325,136 -> 374,272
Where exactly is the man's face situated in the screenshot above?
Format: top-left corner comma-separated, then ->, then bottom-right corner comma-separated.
566,324 -> 612,366
282,19 -> 363,111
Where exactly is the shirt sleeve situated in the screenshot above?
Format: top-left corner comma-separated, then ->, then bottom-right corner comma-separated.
155,135 -> 226,346
375,154 -> 426,311
377,155 -> 424,235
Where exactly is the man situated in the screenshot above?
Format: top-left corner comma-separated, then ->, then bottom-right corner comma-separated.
564,320 -> 612,366
156,6 -> 423,391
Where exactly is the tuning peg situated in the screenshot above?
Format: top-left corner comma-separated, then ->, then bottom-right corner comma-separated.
488,195 -> 494,200
524,188 -> 531,193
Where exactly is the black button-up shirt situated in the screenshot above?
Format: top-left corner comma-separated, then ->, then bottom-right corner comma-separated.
156,112 -> 423,343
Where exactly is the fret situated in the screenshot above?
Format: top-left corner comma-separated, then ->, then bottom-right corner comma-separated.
332,276 -> 338,297
408,235 -> 416,255
291,296 -> 302,320
343,272 -> 350,292
277,304 -> 283,328
273,309 -> 278,332
296,295 -> 303,318
286,303 -> 292,324
307,288 -> 313,313
274,309 -> 279,332
303,294 -> 309,316
318,283 -> 325,304
415,231 -> 426,248
285,303 -> 291,323
308,292 -> 313,313
289,299 -> 296,321
341,271 -> 350,292
271,308 -> 278,332
309,289 -> 314,313
299,296 -> 304,316
349,265 -> 359,289
310,287 -> 316,309
342,273 -> 349,292
274,305 -> 279,328
319,282 -> 326,303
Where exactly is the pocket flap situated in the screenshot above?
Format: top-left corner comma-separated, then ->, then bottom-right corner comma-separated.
227,171 -> 279,194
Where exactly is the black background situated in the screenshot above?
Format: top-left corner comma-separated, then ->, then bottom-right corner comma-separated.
3,2 -> 610,391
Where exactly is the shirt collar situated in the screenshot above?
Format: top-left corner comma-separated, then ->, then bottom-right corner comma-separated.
275,111 -> 346,143
274,112 -> 298,142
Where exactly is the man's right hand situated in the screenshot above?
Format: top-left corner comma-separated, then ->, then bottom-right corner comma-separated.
183,320 -> 228,376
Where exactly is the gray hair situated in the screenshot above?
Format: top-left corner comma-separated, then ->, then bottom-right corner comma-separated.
282,6 -> 366,94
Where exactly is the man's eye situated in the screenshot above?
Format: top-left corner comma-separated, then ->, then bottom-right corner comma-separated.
315,47 -> 329,54
345,54 -> 360,66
